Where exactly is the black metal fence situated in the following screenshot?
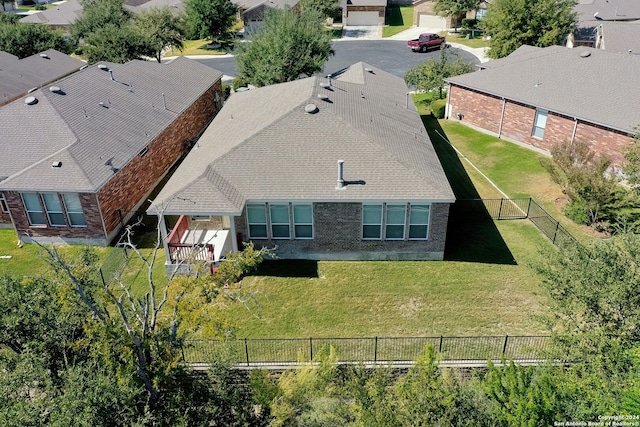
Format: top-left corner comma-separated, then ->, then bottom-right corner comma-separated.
180,335 -> 552,366
96,245 -> 129,287
460,198 -> 576,247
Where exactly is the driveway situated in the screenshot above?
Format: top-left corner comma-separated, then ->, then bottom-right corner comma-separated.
341,26 -> 382,40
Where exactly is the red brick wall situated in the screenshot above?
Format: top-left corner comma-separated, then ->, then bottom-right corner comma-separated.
348,5 -> 385,17
4,192 -> 106,242
448,85 -> 633,165
98,81 -> 222,241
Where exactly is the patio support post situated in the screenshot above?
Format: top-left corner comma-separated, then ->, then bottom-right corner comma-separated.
159,215 -> 170,261
229,215 -> 238,252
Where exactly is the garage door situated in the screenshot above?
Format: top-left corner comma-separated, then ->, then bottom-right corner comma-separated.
347,11 -> 379,26
418,13 -> 446,29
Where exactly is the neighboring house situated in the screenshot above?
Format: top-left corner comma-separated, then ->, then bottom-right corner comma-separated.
340,0 -> 386,26
413,0 -> 489,30
0,58 -> 223,245
445,45 -> 640,167
149,62 -> 455,275
236,0 -> 299,34
587,21 -> 640,54
567,0 -> 640,48
0,49 -> 84,108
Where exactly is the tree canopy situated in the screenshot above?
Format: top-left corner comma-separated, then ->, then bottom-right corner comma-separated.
235,7 -> 333,87
0,15 -> 73,58
135,6 -> 185,62
183,0 -> 237,44
480,0 -> 577,59
403,46 -> 473,99
433,0 -> 481,19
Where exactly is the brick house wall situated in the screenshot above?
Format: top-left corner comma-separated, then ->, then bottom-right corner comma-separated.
348,5 -> 385,20
4,192 -> 106,244
99,81 -> 222,243
234,201 -> 450,260
448,84 -> 633,165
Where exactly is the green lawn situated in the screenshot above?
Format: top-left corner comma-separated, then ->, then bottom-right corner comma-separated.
164,39 -> 228,57
383,5 -> 413,38
441,32 -> 490,49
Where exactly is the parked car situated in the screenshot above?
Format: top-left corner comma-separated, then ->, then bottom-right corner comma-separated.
408,33 -> 446,52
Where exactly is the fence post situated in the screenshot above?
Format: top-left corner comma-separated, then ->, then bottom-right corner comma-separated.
374,337 -> 378,363
99,268 -> 106,287
180,342 -> 185,362
526,198 -> 532,218
309,337 -> 313,361
552,222 -> 560,245
502,335 -> 509,355
498,198 -> 504,219
244,338 -> 250,367
439,335 -> 443,353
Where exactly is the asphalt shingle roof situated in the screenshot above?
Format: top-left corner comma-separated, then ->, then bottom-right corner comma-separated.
20,0 -> 82,25
150,62 -> 455,215
575,0 -> 640,23
0,57 -> 222,192
447,46 -> 640,133
0,49 -> 84,106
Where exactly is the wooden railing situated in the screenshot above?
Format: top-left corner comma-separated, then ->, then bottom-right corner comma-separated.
167,242 -> 213,263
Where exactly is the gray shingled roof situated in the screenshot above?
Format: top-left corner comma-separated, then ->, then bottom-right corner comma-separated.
20,0 -> 82,26
600,21 -> 640,54
0,57 -> 222,193
575,0 -> 640,23
447,46 -> 640,133
149,62 -> 455,216
0,49 -> 84,106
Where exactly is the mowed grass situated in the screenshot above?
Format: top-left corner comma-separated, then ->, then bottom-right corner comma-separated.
442,32 -> 490,49
383,5 -> 414,38
164,39 -> 228,57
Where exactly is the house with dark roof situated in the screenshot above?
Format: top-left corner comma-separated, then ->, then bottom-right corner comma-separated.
149,62 -> 455,274
567,0 -> 640,48
234,0 -> 299,34
0,49 -> 84,107
445,46 -> 639,167
0,57 -> 223,245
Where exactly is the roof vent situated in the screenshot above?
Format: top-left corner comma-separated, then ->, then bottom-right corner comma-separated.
317,93 -> 329,101
49,86 -> 61,93
51,161 -> 62,168
320,82 -> 330,88
80,64 -> 89,70
365,67 -> 374,73
24,96 -> 38,105
40,53 -> 50,59
27,87 -> 38,94
580,51 -> 591,58
305,103 -> 319,114
98,64 -> 108,70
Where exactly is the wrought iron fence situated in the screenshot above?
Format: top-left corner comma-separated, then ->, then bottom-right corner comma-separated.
180,335 -> 552,366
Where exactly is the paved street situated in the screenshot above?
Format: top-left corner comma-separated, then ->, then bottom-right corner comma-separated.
192,39 -> 482,81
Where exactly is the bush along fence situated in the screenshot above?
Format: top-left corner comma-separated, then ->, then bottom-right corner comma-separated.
179,335 -> 552,367
459,198 -> 576,247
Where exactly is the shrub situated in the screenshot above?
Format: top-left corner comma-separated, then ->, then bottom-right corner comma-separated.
564,200 -> 590,225
461,18 -> 477,29
430,99 -> 446,119
232,77 -> 248,92
222,83 -> 231,100
35,4 -> 47,10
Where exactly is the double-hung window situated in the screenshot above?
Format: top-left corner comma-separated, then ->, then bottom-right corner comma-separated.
385,205 -> 406,240
408,205 -> 430,239
0,194 -> 8,214
42,193 -> 66,226
22,193 -> 46,226
293,204 -> 313,239
270,204 -> 290,239
63,193 -> 87,227
362,204 -> 383,239
532,109 -> 548,139
247,204 -> 268,238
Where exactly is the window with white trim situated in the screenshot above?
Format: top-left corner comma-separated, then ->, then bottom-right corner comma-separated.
475,7 -> 487,20
247,204 -> 268,238
22,193 -> 46,225
385,204 -> 406,240
293,204 -> 313,239
532,109 -> 548,139
409,205 -> 430,239
63,193 -> 87,227
0,194 -> 8,214
270,204 -> 290,239
362,204 -> 383,239
42,193 -> 66,226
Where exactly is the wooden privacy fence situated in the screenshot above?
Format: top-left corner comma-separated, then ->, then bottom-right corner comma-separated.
180,335 -> 552,367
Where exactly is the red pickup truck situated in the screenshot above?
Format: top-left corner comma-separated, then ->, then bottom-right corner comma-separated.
407,33 -> 446,52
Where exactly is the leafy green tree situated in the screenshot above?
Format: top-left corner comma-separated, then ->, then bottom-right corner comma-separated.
236,7 -> 333,87
135,7 -> 185,63
404,45 -> 473,99
434,0 -> 480,27
71,0 -> 133,41
0,19 -> 73,58
623,127 -> 640,195
184,0 -> 237,44
480,0 -> 577,59
299,0 -> 340,20
80,23 -> 151,64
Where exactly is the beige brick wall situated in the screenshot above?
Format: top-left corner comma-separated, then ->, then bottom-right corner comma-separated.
234,202 -> 450,260
448,85 -> 633,165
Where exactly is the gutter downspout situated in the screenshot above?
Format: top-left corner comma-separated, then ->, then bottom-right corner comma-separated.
498,98 -> 506,138
445,83 -> 451,119
570,117 -> 578,144
159,215 -> 169,262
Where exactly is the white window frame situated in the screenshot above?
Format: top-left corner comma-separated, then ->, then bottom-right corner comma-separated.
246,204 -> 268,239
62,193 -> 87,227
42,193 -> 66,227
384,204 -> 406,240
21,193 -> 46,226
408,204 -> 430,240
293,204 -> 314,239
0,194 -> 8,214
475,7 -> 487,20
362,204 -> 383,240
532,109 -> 548,139
269,204 -> 291,239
